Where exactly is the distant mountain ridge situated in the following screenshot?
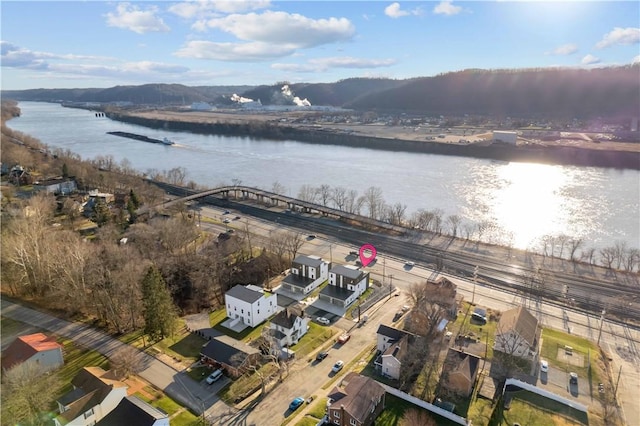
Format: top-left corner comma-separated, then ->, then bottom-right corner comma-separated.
3,66 -> 638,119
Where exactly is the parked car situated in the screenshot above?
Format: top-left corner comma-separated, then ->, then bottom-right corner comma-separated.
223,218 -> 231,223
289,397 -> 305,411
569,372 -> 578,384
337,333 -> 351,344
205,369 -> 223,384
308,234 -> 317,239
349,250 -> 358,255
405,261 -> 415,267
316,317 -> 330,325
234,216 -> 241,220
332,360 -> 344,373
540,360 -> 549,373
316,351 -> 329,361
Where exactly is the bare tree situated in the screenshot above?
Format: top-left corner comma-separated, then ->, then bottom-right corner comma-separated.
387,202 -> 407,226
316,184 -> 332,206
568,238 -> 583,261
165,167 -> 187,185
624,248 -> 640,272
613,241 -> 627,270
1,362 -> 61,426
599,246 -> 617,269
284,231 -> 305,262
271,180 -> 286,196
297,184 -> 318,203
109,346 -> 144,379
330,186 -> 348,211
447,214 -> 461,237
344,189 -> 362,214
362,186 -> 385,220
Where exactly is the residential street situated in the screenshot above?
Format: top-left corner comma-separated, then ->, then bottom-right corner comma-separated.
0,298 -> 220,415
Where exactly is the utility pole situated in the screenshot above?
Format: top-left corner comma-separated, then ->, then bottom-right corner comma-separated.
382,258 -> 386,287
614,365 -> 622,400
472,265 -> 478,306
388,274 -> 394,299
597,309 -> 606,345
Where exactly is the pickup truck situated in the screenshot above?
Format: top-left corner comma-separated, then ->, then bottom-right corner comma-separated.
337,333 -> 351,344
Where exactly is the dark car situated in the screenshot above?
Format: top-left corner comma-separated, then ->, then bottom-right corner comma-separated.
316,351 -> 329,361
569,372 -> 578,384
289,397 -> 305,411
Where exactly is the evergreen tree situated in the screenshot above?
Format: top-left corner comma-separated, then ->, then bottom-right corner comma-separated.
128,189 -> 140,209
92,199 -> 111,227
61,162 -> 69,178
141,265 -> 178,341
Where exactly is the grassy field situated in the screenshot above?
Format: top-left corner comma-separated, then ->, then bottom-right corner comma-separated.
449,302 -> 499,359
540,328 -> 605,392
218,362 -> 280,404
290,322 -> 339,359
467,397 -> 495,426
501,391 -> 589,426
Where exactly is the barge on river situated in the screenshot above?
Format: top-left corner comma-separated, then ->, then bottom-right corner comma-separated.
107,131 -> 174,145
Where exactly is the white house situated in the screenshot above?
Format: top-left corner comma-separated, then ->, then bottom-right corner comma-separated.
34,177 -> 77,195
225,284 -> 277,328
374,325 -> 416,380
55,367 -> 128,426
2,332 -> 64,373
494,306 -> 540,359
492,130 -> 518,144
281,255 -> 329,295
96,396 -> 169,426
319,264 -> 369,308
268,304 -> 309,347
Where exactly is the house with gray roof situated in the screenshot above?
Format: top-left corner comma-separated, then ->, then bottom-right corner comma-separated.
319,264 -> 369,308
225,284 -> 277,328
96,396 -> 169,426
268,304 -> 309,347
54,367 -> 128,426
281,255 -> 329,295
200,335 -> 261,378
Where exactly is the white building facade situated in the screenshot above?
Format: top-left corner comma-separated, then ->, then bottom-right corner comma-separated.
225,284 -> 277,328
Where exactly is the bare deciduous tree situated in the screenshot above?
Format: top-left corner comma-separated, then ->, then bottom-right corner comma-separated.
316,184 -> 332,206
297,184 -> 318,203
400,408 -> 436,426
109,346 -> 144,379
362,186 -> 385,220
330,186 -> 348,211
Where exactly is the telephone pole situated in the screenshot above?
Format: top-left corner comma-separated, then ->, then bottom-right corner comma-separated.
597,309 -> 606,345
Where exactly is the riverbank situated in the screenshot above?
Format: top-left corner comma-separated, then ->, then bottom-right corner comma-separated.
107,109 -> 640,170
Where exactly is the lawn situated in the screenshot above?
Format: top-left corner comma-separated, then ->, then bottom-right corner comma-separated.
501,391 -> 589,426
0,316 -> 34,337
295,418 -> 318,426
209,308 -> 267,342
57,339 -> 110,393
290,322 -> 339,359
153,396 -> 182,416
467,397 -> 494,426
373,394 -> 459,426
218,362 -> 280,404
540,328 -> 605,390
171,410 -> 201,426
155,332 -> 207,362
449,302 -> 499,359
306,397 -> 328,419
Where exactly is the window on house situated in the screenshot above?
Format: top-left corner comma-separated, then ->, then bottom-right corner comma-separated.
83,408 -> 94,419
257,310 -> 260,314
333,420 -> 340,425
350,419 -> 357,426
334,411 -> 340,418
241,309 -> 244,314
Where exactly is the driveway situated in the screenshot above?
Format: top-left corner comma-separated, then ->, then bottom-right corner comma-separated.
0,298 -> 219,415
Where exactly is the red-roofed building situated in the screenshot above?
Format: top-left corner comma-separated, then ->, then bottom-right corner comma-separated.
2,332 -> 64,373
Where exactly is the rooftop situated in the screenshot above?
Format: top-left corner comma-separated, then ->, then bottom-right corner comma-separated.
330,264 -> 365,280
226,284 -> 265,304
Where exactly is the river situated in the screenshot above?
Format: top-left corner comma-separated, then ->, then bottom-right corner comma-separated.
7,102 -> 639,254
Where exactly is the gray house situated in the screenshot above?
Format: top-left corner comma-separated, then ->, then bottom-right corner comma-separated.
281,255 -> 329,294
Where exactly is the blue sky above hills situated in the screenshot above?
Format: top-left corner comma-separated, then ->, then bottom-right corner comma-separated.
1,1 -> 638,89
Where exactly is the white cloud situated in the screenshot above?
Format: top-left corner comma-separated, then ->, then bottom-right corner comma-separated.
581,54 -> 600,65
175,40 -> 296,61
178,11 -> 355,61
385,3 -> 409,18
1,41 -> 110,69
633,55 -> 640,64
272,56 -> 396,73
433,1 -> 462,16
549,43 -> 578,56
201,11 -> 355,46
169,0 -> 271,19
595,27 -> 640,49
384,2 -> 423,19
106,3 -> 170,34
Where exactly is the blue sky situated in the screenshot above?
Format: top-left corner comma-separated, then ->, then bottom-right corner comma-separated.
2,1 -> 639,89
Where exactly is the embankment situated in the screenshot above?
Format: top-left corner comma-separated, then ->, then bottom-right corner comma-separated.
108,112 -> 640,170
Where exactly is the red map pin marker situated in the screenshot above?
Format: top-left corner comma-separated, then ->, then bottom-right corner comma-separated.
359,244 -> 377,267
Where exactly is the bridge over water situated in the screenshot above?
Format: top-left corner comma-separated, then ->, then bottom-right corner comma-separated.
139,182 -> 407,235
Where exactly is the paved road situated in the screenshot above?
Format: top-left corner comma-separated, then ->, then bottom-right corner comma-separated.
0,299 -> 220,415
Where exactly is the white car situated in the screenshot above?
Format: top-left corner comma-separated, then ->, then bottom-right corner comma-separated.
332,360 -> 344,373
540,360 -> 549,373
316,317 -> 330,325
205,369 -> 223,384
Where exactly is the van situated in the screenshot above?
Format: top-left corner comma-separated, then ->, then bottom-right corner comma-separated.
206,369 -> 223,384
